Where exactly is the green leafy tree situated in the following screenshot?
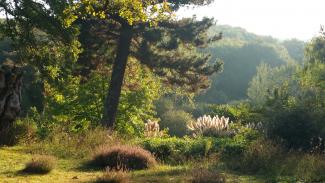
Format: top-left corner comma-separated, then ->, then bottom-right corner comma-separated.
0,0 -> 222,129
247,63 -> 298,107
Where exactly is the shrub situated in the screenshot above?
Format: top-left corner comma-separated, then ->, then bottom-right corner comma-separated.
194,104 -> 236,120
223,138 -> 283,174
22,155 -> 56,174
154,98 -> 175,118
265,106 -> 318,150
91,145 -> 156,170
160,110 -> 193,137
294,154 -> 325,182
95,169 -> 129,183
138,137 -> 235,164
188,115 -> 234,138
191,167 -> 226,183
0,119 -> 38,146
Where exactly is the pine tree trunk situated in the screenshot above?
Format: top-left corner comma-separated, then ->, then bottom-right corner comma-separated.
102,24 -> 133,128
0,65 -> 22,145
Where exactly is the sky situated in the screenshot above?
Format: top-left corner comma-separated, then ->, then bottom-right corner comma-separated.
177,0 -> 325,41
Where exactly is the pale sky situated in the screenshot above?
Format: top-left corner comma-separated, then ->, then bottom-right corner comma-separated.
177,0 -> 325,41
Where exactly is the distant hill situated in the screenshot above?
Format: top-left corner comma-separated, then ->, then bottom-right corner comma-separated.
197,25 -> 305,104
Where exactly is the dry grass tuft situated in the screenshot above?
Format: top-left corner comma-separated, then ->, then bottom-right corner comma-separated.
91,145 -> 156,170
22,155 -> 56,174
95,169 -> 129,183
191,166 -> 226,183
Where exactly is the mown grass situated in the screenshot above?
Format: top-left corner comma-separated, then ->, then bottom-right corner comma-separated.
0,145 -> 287,183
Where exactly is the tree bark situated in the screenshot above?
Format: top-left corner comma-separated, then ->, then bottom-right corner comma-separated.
102,23 -> 133,128
0,65 -> 22,145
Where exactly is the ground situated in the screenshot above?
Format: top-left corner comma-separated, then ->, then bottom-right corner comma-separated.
0,146 -> 271,183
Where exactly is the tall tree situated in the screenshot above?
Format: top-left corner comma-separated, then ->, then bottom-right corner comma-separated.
0,65 -> 22,145
0,0 -> 222,128
65,0 -> 222,127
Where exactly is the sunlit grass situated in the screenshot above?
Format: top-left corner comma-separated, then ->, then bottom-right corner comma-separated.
0,146 -> 279,183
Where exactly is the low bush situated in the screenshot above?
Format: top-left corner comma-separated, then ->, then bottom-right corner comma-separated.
160,110 -> 193,137
294,154 -> 325,182
0,119 -> 37,146
95,169 -> 129,183
138,137 -> 235,164
191,166 -> 226,183
91,145 -> 156,170
223,138 -> 283,174
22,155 -> 56,174
241,139 -> 283,174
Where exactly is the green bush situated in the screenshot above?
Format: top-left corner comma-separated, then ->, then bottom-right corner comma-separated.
294,154 -> 325,182
222,138 -> 283,175
265,105 -> 319,150
192,104 -> 236,120
91,145 -> 156,170
22,155 -> 56,174
0,119 -> 38,146
154,98 -> 175,118
160,110 -> 193,137
137,137 -> 235,164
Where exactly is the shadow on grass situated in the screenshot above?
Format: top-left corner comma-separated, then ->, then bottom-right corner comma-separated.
134,166 -> 188,178
7,169 -> 52,177
74,160 -> 104,172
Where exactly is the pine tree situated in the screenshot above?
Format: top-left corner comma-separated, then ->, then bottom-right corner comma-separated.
0,0 -> 222,128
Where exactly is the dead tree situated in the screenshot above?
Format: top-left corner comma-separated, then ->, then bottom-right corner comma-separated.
0,65 -> 22,145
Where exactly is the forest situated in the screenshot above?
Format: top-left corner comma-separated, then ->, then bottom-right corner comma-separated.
0,0 -> 324,182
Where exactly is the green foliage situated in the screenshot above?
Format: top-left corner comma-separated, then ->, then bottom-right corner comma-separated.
160,110 -> 193,137
294,154 -> 325,182
154,98 -> 175,118
29,127 -> 114,159
136,136 -> 254,164
282,39 -> 305,63
261,62 -> 325,149
247,63 -> 298,107
192,104 -> 235,120
0,118 -> 38,146
197,25 -> 300,103
39,58 -> 161,136
305,36 -> 325,64
91,145 -> 157,170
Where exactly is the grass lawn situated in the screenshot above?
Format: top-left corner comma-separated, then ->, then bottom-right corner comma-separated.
0,146 -> 276,183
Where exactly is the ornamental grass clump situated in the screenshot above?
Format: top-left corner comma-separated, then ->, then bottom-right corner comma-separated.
91,145 -> 156,170
22,155 -> 56,174
188,115 -> 233,137
144,119 -> 165,137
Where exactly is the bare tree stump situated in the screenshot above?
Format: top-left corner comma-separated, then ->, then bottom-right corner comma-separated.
0,65 -> 22,145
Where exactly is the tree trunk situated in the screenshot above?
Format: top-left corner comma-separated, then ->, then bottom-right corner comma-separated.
0,65 -> 22,145
102,24 -> 133,128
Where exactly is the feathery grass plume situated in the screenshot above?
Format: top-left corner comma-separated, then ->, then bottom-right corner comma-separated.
188,115 -> 233,137
144,119 -> 165,137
